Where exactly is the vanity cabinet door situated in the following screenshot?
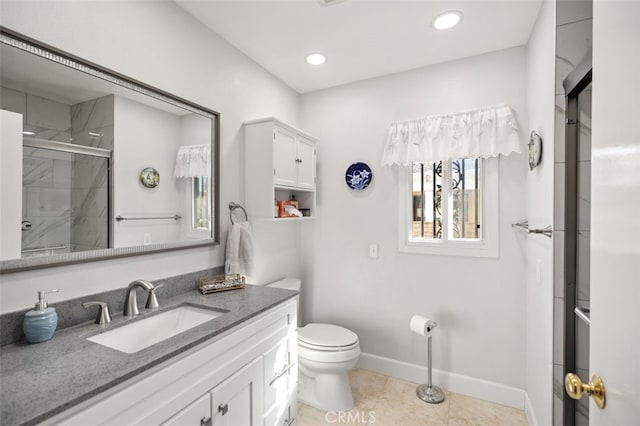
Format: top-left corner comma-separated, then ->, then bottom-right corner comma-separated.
210,357 -> 264,426
273,126 -> 298,188
162,394 -> 211,426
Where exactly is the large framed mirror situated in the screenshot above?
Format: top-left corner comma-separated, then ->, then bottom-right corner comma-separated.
0,28 -> 220,273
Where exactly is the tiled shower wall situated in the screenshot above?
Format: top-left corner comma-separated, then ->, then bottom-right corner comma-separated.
0,87 -> 112,256
0,86 -> 73,257
70,95 -> 114,252
553,1 -> 592,425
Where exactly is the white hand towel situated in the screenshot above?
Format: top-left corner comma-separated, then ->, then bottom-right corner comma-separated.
225,221 -> 255,276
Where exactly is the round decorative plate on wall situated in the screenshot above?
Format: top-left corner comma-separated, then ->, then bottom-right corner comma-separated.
528,131 -> 543,170
345,162 -> 372,191
139,167 -> 160,188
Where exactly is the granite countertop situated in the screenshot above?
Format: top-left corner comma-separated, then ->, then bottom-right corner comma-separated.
0,285 -> 297,426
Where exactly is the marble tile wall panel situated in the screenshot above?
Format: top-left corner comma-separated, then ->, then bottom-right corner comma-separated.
577,231 -> 590,300
26,94 -> 71,132
578,88 -> 592,162
553,297 -> 564,364
71,216 -> 108,249
72,156 -> 108,189
1,86 -> 27,121
25,187 -> 71,217
70,95 -> 114,138
72,188 -> 108,218
71,125 -> 114,150
555,19 -> 592,95
23,156 -> 54,187
23,124 -> 71,143
577,161 -> 591,231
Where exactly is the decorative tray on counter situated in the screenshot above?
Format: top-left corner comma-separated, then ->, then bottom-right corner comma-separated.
198,274 -> 245,294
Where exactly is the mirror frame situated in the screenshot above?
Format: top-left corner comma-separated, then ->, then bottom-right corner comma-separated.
0,27 -> 220,274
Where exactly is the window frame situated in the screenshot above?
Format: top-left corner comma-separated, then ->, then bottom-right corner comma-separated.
398,157 -> 500,258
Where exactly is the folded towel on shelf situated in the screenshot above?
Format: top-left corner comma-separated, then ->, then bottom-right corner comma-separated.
225,221 -> 255,276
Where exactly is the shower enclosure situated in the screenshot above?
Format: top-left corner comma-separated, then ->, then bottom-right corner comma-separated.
21,138 -> 111,257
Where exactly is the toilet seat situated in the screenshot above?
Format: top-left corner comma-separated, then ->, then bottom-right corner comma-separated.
298,323 -> 358,351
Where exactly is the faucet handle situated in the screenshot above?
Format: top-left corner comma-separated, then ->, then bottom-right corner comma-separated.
145,284 -> 164,310
83,301 -> 112,326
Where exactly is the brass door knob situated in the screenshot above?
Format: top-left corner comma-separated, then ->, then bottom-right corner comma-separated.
564,373 -> 606,409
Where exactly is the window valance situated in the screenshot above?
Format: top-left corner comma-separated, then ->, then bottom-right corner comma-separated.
174,144 -> 211,178
381,104 -> 521,166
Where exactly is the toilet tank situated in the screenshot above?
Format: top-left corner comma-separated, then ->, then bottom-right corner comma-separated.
265,278 -> 301,291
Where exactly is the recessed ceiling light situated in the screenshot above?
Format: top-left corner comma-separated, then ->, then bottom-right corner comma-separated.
432,11 -> 463,30
305,53 -> 327,65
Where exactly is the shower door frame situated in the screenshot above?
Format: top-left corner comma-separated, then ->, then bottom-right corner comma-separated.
562,54 -> 592,426
22,137 -> 113,252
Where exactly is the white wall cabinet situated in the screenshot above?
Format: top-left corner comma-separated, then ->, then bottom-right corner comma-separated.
47,300 -> 297,426
245,118 -> 317,220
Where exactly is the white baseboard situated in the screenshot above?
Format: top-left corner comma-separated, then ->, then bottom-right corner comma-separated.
524,392 -> 538,426
357,352 -> 525,410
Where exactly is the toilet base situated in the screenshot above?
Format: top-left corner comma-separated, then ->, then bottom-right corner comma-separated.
298,367 -> 355,412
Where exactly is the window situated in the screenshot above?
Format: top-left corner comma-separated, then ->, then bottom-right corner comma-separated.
399,157 -> 499,257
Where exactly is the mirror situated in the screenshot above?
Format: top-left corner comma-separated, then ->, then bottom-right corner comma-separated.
0,28 -> 220,273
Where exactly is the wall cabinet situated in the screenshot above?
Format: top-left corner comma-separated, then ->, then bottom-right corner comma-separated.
47,300 -> 297,426
245,118 -> 317,220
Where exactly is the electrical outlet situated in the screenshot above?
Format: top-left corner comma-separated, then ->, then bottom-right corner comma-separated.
143,233 -> 151,245
369,244 -> 378,259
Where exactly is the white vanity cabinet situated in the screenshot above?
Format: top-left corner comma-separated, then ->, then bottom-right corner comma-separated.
47,299 -> 297,426
245,118 -> 317,220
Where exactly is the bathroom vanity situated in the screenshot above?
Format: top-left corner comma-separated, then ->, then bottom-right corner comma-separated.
0,285 -> 298,426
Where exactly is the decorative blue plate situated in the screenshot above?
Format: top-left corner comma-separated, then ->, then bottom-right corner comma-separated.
345,162 -> 372,191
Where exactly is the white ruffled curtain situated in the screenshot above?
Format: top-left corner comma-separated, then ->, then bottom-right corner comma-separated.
174,145 -> 211,178
382,104 -> 521,166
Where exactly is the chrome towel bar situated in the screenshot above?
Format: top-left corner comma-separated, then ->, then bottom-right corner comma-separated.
115,214 -> 181,222
512,220 -> 553,238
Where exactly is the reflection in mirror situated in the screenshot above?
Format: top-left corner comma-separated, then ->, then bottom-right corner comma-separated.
0,29 -> 220,272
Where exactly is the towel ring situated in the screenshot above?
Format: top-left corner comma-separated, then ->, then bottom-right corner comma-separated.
229,202 -> 248,224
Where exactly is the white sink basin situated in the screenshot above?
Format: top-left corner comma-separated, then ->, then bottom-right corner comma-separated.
87,305 -> 224,354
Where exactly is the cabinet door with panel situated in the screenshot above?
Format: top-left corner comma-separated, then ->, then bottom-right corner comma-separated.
210,357 -> 264,426
273,126 -> 298,188
295,135 -> 316,189
162,394 -> 211,426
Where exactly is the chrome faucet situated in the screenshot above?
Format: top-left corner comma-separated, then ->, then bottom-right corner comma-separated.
123,279 -> 155,317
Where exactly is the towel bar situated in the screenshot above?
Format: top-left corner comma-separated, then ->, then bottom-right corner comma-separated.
229,202 -> 248,224
512,220 -> 552,238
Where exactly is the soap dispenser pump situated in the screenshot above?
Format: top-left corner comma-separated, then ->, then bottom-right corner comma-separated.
23,289 -> 59,344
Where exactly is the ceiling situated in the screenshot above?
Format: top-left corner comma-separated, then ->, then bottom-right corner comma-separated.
175,0 -> 542,94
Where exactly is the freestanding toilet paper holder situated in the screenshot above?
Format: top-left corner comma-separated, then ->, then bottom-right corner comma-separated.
416,320 -> 445,404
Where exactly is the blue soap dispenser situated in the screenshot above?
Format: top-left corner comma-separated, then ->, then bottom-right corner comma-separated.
23,289 -> 59,344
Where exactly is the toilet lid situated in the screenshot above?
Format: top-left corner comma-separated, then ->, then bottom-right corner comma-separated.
298,323 -> 358,348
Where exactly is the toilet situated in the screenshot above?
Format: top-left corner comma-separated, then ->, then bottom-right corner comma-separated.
264,278 -> 361,412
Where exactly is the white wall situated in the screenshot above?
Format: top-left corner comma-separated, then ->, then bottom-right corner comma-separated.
113,95 -> 183,247
0,0 -> 300,313
299,47 -> 528,396
0,111 -> 23,260
524,1 -> 556,425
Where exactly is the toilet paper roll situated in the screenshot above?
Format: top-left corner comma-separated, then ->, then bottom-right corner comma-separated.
410,315 -> 437,336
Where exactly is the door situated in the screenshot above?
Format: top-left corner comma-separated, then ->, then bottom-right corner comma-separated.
296,136 -> 316,189
210,357 -> 264,426
588,2 -> 640,425
273,126 -> 297,187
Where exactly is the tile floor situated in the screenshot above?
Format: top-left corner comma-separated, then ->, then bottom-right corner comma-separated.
298,368 -> 528,426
